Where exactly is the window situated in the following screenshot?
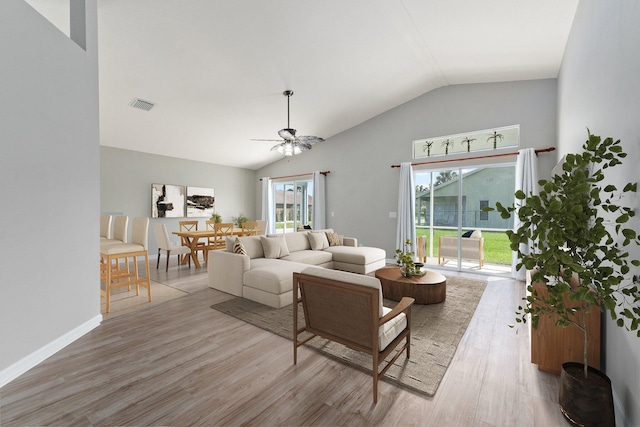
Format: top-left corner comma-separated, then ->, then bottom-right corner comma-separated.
271,179 -> 313,233
479,200 -> 489,221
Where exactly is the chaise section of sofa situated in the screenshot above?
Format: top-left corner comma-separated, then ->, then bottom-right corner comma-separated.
207,229 -> 385,308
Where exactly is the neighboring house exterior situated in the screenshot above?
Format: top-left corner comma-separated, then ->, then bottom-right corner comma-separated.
415,167 -> 516,230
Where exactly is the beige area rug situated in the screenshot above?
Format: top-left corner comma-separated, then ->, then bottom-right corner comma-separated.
211,275 -> 487,396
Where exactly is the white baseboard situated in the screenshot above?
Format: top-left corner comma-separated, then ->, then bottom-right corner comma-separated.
0,314 -> 103,389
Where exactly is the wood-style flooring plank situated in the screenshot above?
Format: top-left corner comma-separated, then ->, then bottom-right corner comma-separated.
0,265 -> 565,426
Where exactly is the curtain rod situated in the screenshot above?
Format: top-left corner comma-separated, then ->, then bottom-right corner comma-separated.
390,146 -> 556,168
259,171 -> 330,181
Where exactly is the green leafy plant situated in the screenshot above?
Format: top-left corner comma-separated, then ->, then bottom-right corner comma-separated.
232,214 -> 250,228
394,239 -> 421,276
488,131 -> 640,379
210,213 -> 222,223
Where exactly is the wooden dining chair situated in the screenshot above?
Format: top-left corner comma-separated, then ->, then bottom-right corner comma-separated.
179,220 -> 206,263
213,222 -> 234,249
241,221 -> 259,236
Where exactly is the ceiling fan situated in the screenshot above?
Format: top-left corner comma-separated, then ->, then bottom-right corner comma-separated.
252,90 -> 324,156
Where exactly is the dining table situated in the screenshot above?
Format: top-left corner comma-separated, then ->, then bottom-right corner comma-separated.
172,228 -> 255,268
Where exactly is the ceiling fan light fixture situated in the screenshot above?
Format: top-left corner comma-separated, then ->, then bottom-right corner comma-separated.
254,90 -> 324,157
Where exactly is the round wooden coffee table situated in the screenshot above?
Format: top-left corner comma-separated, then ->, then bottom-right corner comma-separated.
375,267 -> 446,304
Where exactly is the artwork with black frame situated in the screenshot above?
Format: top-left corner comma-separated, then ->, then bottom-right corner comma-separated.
151,183 -> 185,218
186,186 -> 215,218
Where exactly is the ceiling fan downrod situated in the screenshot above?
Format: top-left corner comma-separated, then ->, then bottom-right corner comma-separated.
283,90 -> 293,129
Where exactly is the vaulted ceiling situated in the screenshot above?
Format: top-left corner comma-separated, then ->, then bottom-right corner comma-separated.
26,0 -> 579,170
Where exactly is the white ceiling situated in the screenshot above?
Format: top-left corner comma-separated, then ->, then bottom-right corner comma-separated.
25,0 -> 579,170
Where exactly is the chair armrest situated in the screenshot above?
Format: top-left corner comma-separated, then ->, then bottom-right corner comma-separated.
380,297 -> 414,325
343,236 -> 357,247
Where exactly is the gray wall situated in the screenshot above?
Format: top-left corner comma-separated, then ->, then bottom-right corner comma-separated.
558,1 -> 640,424
257,79 -> 558,257
100,146 -> 257,256
0,0 -> 99,379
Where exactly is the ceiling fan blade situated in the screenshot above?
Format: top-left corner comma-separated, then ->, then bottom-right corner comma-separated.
297,141 -> 313,150
251,138 -> 284,142
297,135 -> 324,145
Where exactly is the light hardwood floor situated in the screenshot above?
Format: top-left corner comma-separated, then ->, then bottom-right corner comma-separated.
0,259 -> 568,426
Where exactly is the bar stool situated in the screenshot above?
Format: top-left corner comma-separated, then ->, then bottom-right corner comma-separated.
100,217 -> 151,313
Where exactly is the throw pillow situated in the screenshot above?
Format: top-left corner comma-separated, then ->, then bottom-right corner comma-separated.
325,231 -> 342,246
233,237 -> 247,255
260,235 -> 290,259
462,230 -> 473,238
308,231 -> 329,250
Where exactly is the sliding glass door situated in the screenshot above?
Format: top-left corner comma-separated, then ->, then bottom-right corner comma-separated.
414,164 -> 515,274
272,179 -> 313,233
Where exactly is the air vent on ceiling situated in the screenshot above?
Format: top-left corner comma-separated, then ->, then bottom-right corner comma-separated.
129,98 -> 155,111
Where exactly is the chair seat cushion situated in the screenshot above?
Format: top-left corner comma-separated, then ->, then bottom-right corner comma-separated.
244,259 -> 309,294
380,306 -> 407,351
280,250 -> 333,265
101,243 -> 145,255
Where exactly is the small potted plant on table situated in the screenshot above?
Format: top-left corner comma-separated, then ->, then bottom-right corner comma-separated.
394,239 -> 424,277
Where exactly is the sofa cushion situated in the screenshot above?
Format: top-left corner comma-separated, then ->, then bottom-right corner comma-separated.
226,235 -> 264,259
308,231 -> 329,250
244,259 -> 308,294
280,249 -> 333,265
471,229 -> 482,239
261,235 -> 290,259
280,231 -> 311,252
323,245 -> 385,265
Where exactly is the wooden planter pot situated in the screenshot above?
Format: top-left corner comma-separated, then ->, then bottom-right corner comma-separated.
559,362 -> 615,427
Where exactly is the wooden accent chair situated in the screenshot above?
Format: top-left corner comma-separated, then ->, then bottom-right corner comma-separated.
241,221 -> 259,236
293,267 -> 414,403
100,217 -> 151,313
152,223 -> 192,271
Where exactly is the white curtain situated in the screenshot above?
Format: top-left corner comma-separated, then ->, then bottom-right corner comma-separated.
312,171 -> 326,230
513,148 -> 539,280
396,162 -> 416,254
261,177 -> 275,234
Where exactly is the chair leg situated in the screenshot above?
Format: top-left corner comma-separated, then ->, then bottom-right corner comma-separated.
166,249 -> 171,272
156,249 -> 161,269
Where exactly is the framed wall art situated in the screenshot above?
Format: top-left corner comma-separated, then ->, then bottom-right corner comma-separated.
151,183 -> 185,218
186,186 -> 215,218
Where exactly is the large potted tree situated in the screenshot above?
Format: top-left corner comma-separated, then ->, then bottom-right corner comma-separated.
490,132 -> 640,426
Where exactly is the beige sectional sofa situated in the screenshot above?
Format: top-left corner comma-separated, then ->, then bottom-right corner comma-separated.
208,229 -> 386,308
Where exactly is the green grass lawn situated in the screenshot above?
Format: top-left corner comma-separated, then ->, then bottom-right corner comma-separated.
416,228 -> 512,265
